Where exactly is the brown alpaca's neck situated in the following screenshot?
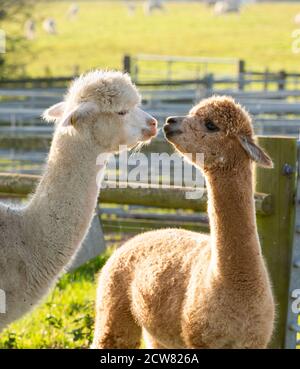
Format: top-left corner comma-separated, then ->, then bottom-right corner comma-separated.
205,163 -> 262,279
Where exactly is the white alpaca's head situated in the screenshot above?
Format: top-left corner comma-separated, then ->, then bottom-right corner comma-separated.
43,70 -> 158,152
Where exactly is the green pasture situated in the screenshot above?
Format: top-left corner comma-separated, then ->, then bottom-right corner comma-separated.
0,247 -> 114,348
2,1 -> 300,77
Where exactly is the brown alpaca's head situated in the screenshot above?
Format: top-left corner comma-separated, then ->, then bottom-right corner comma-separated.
164,96 -> 273,172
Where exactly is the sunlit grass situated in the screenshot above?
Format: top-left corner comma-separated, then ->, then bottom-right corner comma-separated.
2,1 -> 300,76
0,248 -> 114,349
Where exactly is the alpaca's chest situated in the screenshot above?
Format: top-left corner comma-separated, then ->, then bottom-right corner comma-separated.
182,285 -> 275,348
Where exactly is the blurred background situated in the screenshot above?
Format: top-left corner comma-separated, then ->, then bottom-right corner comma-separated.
1,0 -> 300,174
0,0 -> 300,349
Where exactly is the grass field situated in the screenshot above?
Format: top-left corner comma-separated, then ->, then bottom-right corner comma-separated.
0,247 -> 114,348
3,1 -> 300,77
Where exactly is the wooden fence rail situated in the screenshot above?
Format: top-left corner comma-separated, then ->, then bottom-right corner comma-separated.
0,173 -> 273,216
2,83 -> 300,139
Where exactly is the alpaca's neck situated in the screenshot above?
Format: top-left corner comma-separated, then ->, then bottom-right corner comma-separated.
206,164 -> 262,279
25,130 -> 107,277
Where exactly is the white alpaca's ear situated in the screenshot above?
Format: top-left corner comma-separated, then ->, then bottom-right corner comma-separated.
238,136 -> 273,168
42,102 -> 66,122
60,108 -> 77,127
60,102 -> 100,127
43,101 -> 99,127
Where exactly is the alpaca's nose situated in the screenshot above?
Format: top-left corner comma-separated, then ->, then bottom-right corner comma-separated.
147,117 -> 158,135
166,117 -> 178,124
147,117 -> 158,128
165,116 -> 186,126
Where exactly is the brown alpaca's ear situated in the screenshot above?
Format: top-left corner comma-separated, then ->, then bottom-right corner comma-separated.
238,136 -> 273,168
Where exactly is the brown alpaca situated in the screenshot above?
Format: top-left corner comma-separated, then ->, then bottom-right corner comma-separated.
92,96 -> 275,349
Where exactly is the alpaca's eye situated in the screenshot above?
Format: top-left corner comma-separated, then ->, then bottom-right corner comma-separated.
117,111 -> 128,116
205,120 -> 219,132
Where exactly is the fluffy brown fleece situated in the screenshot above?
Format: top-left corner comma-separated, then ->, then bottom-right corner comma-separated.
92,96 -> 275,349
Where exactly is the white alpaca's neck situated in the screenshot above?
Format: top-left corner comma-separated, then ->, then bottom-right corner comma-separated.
206,164 -> 262,279
24,129 -> 108,281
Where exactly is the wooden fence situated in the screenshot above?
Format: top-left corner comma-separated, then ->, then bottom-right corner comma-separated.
2,75 -> 300,138
0,136 -> 298,349
124,54 -> 300,91
1,55 -> 300,91
2,87 -> 300,141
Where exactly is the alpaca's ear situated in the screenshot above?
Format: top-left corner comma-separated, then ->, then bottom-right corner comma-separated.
42,103 -> 85,127
60,108 -> 77,127
43,101 -> 99,127
238,136 -> 273,168
60,102 -> 100,127
42,102 -> 66,122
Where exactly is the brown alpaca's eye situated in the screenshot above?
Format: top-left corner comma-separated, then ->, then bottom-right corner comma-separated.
205,120 -> 219,132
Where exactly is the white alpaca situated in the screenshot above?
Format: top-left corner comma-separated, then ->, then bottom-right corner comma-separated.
43,18 -> 57,35
0,70 -> 157,332
24,19 -> 36,40
67,3 -> 79,20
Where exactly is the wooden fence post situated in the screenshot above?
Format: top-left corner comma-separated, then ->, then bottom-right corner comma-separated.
204,73 -> 214,90
278,70 -> 286,90
123,54 -> 131,75
264,67 -> 269,91
238,59 -> 245,90
0,56 -> 4,78
255,136 -> 297,348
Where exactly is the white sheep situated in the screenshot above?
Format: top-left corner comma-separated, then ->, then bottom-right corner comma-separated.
24,19 -> 36,40
144,0 -> 166,15
214,0 -> 241,15
67,3 -> 79,20
42,18 -> 57,35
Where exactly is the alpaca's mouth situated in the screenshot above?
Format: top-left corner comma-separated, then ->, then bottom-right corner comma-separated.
141,128 -> 158,141
163,124 -> 183,140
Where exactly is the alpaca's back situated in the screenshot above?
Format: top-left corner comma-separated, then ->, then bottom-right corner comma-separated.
102,228 -> 210,286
